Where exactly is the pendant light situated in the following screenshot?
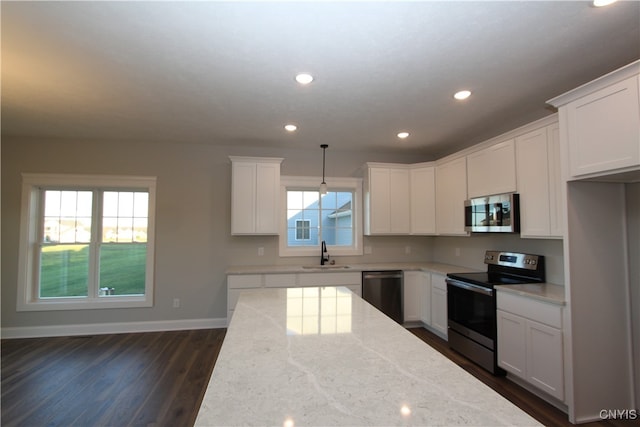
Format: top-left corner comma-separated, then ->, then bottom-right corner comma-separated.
320,144 -> 328,195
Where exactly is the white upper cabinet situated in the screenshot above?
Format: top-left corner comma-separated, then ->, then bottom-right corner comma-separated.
548,61 -> 640,179
516,124 -> 563,238
435,157 -> 468,235
230,156 -> 283,235
409,163 -> 436,235
364,163 -> 411,235
466,139 -> 517,198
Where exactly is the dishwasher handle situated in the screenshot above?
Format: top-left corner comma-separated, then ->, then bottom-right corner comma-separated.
362,271 -> 403,280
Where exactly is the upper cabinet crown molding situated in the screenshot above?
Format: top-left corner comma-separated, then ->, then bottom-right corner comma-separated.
547,60 -> 640,180
547,60 -> 640,107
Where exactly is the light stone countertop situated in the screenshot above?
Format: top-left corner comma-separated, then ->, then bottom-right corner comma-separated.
195,287 -> 542,426
495,283 -> 566,305
226,261 -> 475,276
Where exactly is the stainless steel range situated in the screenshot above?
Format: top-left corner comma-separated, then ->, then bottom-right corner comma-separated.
446,250 -> 545,375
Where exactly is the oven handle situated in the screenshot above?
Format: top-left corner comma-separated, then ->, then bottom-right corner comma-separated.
446,278 -> 494,296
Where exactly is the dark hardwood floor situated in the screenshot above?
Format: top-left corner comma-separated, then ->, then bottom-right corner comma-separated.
2,327 -> 637,426
1,329 -> 225,427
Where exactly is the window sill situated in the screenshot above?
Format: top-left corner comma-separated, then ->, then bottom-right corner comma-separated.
17,296 -> 153,312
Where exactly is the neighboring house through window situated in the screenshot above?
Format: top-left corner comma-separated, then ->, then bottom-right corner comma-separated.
17,174 -> 156,311
280,176 -> 363,257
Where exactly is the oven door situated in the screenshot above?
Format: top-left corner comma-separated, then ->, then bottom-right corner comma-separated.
446,278 -> 496,350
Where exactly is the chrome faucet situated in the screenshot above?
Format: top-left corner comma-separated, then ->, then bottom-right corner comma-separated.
321,240 -> 330,265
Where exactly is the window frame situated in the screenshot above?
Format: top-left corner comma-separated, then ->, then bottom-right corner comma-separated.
17,173 -> 157,311
295,219 -> 311,241
279,176 -> 363,258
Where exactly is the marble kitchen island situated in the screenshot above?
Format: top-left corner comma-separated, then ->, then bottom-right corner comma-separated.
195,287 -> 541,426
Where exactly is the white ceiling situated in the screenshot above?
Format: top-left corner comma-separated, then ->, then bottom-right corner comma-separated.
2,1 -> 639,158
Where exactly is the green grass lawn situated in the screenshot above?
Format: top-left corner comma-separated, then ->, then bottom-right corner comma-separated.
40,244 -> 146,297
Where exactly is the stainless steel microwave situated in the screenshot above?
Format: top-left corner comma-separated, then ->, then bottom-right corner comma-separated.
464,193 -> 520,233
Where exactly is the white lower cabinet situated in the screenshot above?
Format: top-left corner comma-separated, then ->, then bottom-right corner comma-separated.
497,291 -> 564,401
430,273 -> 448,339
227,272 -> 362,323
403,270 -> 430,323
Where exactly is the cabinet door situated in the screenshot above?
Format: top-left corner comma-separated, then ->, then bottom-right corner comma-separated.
527,320 -> 564,401
466,139 -> 516,198
430,274 -> 448,338
516,128 -> 552,237
435,157 -> 468,235
403,271 -> 422,322
255,162 -> 280,233
547,124 -> 563,237
497,309 -> 527,378
389,168 -> 411,234
366,166 -> 410,235
566,75 -> 640,177
419,271 -> 432,326
366,167 -> 391,234
231,162 -> 257,234
410,166 -> 436,235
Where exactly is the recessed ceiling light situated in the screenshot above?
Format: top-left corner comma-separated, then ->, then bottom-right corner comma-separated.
454,90 -> 472,100
397,132 -> 410,139
295,73 -> 314,85
284,124 -> 297,132
593,0 -> 617,6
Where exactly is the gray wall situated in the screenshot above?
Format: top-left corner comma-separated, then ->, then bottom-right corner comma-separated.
626,182 -> 640,409
1,136 -> 433,329
1,136 -> 565,330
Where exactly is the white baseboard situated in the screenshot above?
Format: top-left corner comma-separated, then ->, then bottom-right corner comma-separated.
1,317 -> 228,339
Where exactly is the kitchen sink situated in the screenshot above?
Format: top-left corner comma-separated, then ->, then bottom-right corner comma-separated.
301,265 -> 351,270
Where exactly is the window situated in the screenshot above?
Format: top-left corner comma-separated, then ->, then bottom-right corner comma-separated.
279,176 -> 362,257
295,220 -> 311,241
17,174 -> 156,311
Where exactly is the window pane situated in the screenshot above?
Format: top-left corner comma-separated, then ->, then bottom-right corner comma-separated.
99,244 -> 147,296
118,192 -> 134,217
39,244 -> 89,297
43,190 -> 93,244
133,192 -> 149,217
103,191 -> 149,243
320,191 -> 353,246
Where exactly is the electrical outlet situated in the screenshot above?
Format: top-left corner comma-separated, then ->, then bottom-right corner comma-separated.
258,247 -> 264,256
364,245 -> 372,255
405,245 -> 411,254
455,247 -> 461,257
173,298 -> 180,308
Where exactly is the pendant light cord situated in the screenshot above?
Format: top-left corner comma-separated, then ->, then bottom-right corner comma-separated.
321,144 -> 328,184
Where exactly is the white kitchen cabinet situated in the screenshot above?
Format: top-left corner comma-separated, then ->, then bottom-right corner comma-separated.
497,290 -> 564,401
402,271 -> 423,323
227,271 -> 362,323
364,163 -> 411,235
419,272 -> 432,326
435,157 -> 468,235
230,156 -> 283,235
548,61 -> 640,179
409,163 -> 436,235
515,124 -> 563,238
466,139 -> 516,198
430,273 -> 448,339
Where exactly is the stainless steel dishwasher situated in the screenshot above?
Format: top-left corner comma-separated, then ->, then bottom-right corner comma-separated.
362,270 -> 403,324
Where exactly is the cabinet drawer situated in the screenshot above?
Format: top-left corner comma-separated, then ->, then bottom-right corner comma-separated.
298,272 -> 361,286
264,274 -> 297,288
227,274 -> 262,289
497,291 -> 562,328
